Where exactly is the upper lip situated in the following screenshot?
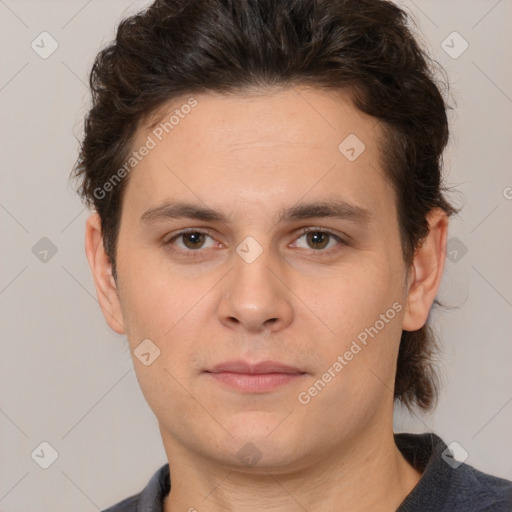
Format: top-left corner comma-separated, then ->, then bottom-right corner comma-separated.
207,360 -> 304,374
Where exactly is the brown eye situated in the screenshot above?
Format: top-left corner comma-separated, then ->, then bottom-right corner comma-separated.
293,228 -> 346,253
181,232 -> 206,249
306,231 -> 330,250
164,229 -> 217,252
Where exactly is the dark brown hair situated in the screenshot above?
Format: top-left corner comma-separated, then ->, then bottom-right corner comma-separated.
72,0 -> 459,411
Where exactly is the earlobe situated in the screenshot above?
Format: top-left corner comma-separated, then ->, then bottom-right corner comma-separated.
84,213 -> 126,334
402,208 -> 449,332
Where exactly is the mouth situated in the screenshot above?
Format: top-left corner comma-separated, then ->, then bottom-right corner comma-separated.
204,360 -> 307,393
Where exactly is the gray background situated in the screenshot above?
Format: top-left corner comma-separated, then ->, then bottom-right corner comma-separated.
0,0 -> 511,510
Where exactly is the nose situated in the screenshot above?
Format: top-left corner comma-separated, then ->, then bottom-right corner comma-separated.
217,245 -> 294,334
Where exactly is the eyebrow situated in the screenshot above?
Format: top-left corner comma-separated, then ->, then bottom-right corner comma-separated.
140,199 -> 372,225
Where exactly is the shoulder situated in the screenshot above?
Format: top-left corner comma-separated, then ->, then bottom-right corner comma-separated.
102,494 -> 140,512
395,432 -> 512,512
446,462 -> 512,511
100,463 -> 170,512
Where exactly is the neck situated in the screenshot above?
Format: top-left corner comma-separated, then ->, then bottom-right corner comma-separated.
162,424 -> 422,512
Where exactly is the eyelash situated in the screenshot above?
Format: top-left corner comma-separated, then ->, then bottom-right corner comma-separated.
163,227 -> 347,258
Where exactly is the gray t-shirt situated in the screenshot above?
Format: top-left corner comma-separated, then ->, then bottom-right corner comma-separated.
103,432 -> 512,511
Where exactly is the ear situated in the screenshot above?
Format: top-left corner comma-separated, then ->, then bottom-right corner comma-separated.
85,213 -> 126,334
402,208 -> 449,332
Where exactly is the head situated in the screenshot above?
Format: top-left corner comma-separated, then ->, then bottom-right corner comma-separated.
74,0 -> 457,471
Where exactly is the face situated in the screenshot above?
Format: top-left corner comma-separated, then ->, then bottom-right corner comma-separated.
87,86 -> 445,473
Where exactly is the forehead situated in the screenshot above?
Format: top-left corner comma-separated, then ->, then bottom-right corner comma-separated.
124,86 -> 394,219
143,86 -> 377,155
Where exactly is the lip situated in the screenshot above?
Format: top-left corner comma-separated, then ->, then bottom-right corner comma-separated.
208,360 -> 304,374
205,360 -> 306,393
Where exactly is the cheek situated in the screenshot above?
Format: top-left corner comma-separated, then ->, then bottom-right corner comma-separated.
115,240 -> 192,338
117,275 -> 171,342
299,259 -> 403,344
294,254 -> 406,404
295,270 -> 404,427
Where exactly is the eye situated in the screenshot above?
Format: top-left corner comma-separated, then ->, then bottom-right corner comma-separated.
292,228 -> 346,252
164,229 -> 218,251
163,227 -> 346,257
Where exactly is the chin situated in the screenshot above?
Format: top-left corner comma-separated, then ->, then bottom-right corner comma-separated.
213,415 -> 307,466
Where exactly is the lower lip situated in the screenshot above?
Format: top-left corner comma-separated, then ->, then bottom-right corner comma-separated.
207,372 -> 305,392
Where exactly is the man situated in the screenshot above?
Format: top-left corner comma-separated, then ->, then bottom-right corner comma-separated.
73,0 -> 512,510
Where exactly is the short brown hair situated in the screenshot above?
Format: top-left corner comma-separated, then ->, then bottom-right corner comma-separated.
72,0 -> 459,411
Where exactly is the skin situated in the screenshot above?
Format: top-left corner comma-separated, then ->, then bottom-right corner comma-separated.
86,86 -> 448,511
